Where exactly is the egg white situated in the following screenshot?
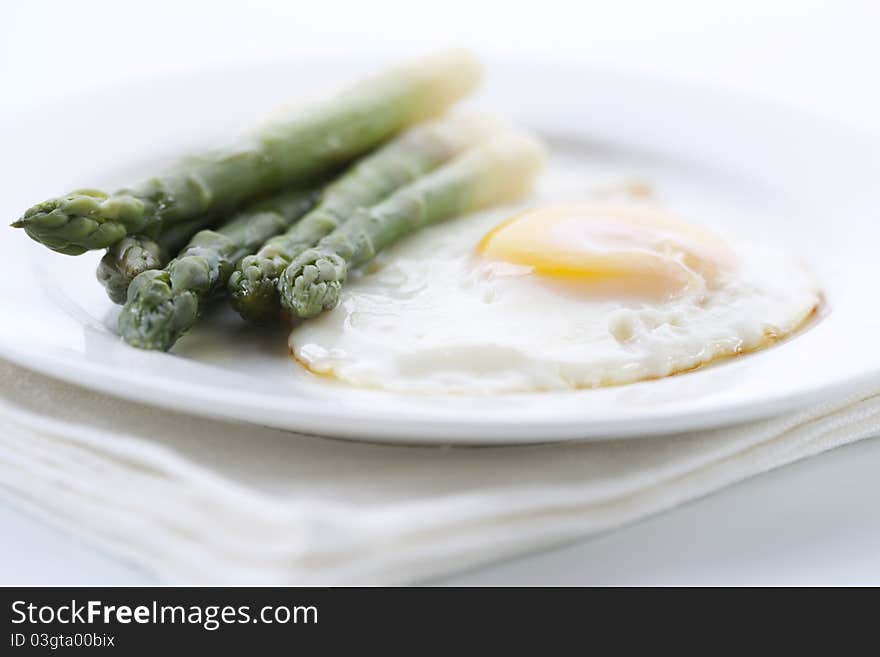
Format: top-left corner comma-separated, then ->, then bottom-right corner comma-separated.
289,194 -> 821,394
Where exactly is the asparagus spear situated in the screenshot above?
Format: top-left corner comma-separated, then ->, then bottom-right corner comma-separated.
12,51 -> 482,255
96,214 -> 219,304
118,187 -> 318,351
278,132 -> 546,319
227,113 -> 498,323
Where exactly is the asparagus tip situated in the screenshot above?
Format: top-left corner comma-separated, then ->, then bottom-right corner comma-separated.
279,249 -> 348,318
228,255 -> 286,323
14,190 -> 145,254
118,271 -> 198,351
97,236 -> 166,305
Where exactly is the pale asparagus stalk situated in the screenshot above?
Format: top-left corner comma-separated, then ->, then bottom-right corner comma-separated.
278,132 -> 546,319
227,113 -> 500,322
13,51 -> 481,255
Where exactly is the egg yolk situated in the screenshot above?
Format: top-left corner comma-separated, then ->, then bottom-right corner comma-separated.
477,204 -> 733,299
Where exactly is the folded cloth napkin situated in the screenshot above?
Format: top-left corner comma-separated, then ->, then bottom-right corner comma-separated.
2,357 -> 879,585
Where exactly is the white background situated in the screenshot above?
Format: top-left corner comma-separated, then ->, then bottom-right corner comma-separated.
2,0 -> 879,584
4,0 -> 878,127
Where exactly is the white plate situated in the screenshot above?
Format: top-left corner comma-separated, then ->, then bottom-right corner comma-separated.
1,58 -> 878,444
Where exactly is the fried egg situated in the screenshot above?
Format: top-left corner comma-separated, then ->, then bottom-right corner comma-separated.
290,201 -> 821,394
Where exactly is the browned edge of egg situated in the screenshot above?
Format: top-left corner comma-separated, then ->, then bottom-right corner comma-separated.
286,296 -> 826,394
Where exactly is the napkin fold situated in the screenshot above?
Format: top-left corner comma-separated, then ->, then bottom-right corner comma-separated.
1,358 -> 879,584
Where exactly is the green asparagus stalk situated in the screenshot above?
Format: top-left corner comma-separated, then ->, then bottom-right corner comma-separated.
12,51 -> 482,255
278,132 -> 546,319
118,187 -> 318,351
227,113 -> 499,323
96,214 -> 219,304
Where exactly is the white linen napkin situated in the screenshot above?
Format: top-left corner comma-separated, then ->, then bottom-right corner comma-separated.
2,357 -> 879,585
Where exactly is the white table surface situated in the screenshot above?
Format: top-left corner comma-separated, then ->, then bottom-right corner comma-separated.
2,0 -> 879,585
